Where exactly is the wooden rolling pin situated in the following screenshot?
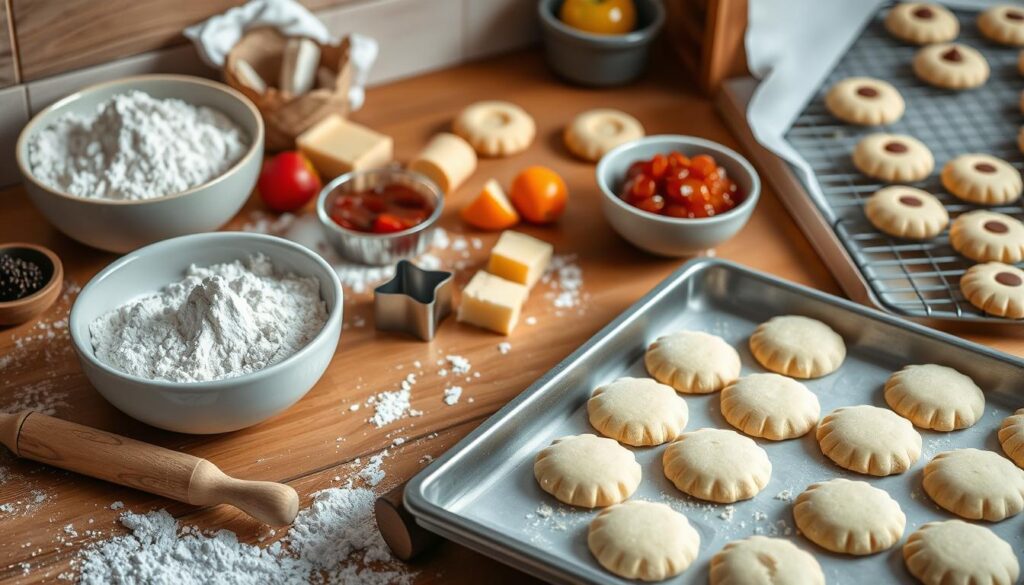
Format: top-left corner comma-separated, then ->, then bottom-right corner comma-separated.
0,411 -> 299,526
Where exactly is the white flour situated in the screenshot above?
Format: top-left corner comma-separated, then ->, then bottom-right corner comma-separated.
27,91 -> 248,200
90,254 -> 326,383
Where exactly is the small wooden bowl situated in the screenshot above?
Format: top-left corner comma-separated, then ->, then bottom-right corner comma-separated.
0,243 -> 63,326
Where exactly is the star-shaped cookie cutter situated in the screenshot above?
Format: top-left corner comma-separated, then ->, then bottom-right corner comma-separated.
374,260 -> 453,341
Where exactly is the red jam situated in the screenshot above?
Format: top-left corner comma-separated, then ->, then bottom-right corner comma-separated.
619,152 -> 743,219
329,183 -> 434,234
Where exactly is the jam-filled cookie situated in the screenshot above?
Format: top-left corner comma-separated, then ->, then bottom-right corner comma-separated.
913,43 -> 990,89
852,133 -> 934,183
825,77 -> 905,126
949,210 -> 1024,264
979,5 -> 1024,46
864,186 -> 948,240
941,154 -> 1022,205
885,3 -> 959,45
960,262 -> 1024,319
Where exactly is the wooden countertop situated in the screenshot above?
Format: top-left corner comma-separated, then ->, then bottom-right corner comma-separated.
1,49 -> 1021,583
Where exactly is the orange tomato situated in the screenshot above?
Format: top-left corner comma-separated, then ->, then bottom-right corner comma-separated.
559,0 -> 636,35
461,179 -> 520,230
509,166 -> 568,224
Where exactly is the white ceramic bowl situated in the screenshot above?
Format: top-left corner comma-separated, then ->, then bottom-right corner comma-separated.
16,74 -> 264,254
68,232 -> 343,434
596,135 -> 761,256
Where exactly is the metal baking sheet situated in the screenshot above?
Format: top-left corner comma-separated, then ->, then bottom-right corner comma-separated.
784,5 -> 1024,323
405,259 -> 1024,584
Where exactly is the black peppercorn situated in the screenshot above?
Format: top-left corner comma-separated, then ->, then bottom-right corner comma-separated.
0,254 -> 45,302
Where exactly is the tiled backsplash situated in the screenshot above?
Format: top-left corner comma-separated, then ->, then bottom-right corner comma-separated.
0,0 -> 540,188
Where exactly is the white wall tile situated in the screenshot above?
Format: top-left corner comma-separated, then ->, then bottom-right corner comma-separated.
464,0 -> 540,61
0,85 -> 28,187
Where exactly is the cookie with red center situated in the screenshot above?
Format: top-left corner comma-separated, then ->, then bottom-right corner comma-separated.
852,133 -> 934,183
824,77 -> 905,126
885,3 -> 959,45
864,186 -> 948,240
941,154 -> 1022,205
949,210 -> 1024,263
960,262 -> 1024,319
979,4 -> 1024,46
913,43 -> 990,89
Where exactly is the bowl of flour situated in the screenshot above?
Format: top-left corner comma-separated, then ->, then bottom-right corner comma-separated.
68,232 -> 343,434
16,74 -> 264,254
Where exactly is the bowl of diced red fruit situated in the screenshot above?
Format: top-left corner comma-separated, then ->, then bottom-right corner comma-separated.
595,135 -> 760,256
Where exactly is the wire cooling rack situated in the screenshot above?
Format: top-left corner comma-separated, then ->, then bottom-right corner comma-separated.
785,6 -> 1024,322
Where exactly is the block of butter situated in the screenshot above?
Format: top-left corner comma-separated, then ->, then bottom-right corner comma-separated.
296,115 -> 393,180
488,230 -> 553,289
457,271 -> 529,335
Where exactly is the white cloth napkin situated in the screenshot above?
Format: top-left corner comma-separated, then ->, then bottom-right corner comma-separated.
184,0 -> 378,110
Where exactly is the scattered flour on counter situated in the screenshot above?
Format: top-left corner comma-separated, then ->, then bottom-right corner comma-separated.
444,355 -> 471,376
1,379 -> 69,415
443,386 -> 463,406
109,501 -> 124,511
497,342 -> 511,355
89,254 -> 327,383
542,254 -> 585,310
28,91 -> 249,201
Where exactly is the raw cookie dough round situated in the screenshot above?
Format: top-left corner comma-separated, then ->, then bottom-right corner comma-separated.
852,133 -> 934,183
960,262 -> 1024,319
453,100 -> 536,157
588,501 -> 700,581
824,77 -> 905,126
949,210 -> 1024,263
941,154 -> 1023,205
904,520 -> 1020,585
913,43 -> 990,89
999,409 -> 1024,468
885,3 -> 959,45
884,364 -> 985,431
662,428 -> 772,503
749,315 -> 846,379
534,434 -> 641,508
978,5 -> 1024,46
587,377 -> 688,446
922,448 -> 1024,521
864,186 -> 948,240
564,109 -> 645,162
816,405 -> 922,476
645,331 -> 741,394
793,478 -> 906,555
709,536 -> 825,585
720,373 -> 820,440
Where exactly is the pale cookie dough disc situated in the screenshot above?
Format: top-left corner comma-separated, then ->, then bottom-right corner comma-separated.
644,331 -> 741,394
960,262 -> 1024,319
534,434 -> 641,508
949,210 -> 1024,263
709,536 -> 825,585
662,428 -> 772,503
864,186 -> 948,240
587,377 -> 688,447
564,109 -> 645,162
453,100 -> 536,157
884,364 -> 985,431
913,43 -> 990,89
852,133 -> 934,183
941,154 -> 1023,205
816,405 -> 922,476
720,373 -> 820,440
979,5 -> 1024,46
588,501 -> 700,581
922,448 -> 1024,521
824,77 -> 905,126
793,478 -> 906,555
999,409 -> 1024,468
904,520 -> 1020,585
749,315 -> 846,379
885,3 -> 959,45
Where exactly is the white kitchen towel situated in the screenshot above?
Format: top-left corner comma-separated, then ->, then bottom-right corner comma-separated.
184,0 -> 378,110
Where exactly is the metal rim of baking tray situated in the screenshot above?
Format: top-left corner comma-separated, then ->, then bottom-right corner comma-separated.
403,257 -> 1024,584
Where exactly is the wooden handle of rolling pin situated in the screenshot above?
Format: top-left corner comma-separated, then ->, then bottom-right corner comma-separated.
0,411 -> 298,526
375,481 -> 440,561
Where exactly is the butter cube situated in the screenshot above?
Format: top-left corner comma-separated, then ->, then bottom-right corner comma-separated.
488,230 -> 553,289
457,271 -> 529,335
296,115 -> 393,180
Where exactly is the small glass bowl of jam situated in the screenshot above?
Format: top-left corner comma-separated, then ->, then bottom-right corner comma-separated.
316,168 -> 444,265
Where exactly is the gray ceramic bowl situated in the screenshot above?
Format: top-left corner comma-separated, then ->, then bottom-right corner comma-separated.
596,135 -> 761,257
316,167 -> 444,266
16,75 -> 264,254
538,0 -> 665,86
68,232 -> 343,434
